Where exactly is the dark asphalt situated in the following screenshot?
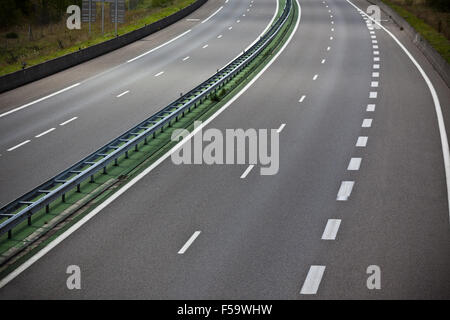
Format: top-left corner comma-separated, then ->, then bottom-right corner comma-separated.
0,0 -> 449,299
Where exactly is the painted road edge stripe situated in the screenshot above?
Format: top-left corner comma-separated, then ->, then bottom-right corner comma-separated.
0,0 -> 302,289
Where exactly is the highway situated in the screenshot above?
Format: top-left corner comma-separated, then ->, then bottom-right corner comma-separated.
1,0 -> 450,299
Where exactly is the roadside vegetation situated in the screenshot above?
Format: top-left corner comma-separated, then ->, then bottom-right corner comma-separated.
382,0 -> 450,63
0,0 -> 196,76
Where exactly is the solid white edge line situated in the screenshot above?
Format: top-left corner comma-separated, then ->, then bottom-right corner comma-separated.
300,265 -> 326,294
35,128 -> 56,138
201,6 -> 223,24
126,29 -> 192,63
178,231 -> 201,254
0,0 -> 302,289
347,0 -> 450,221
7,140 -> 31,152
0,83 -> 81,119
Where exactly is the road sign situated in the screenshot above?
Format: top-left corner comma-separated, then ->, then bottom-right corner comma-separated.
81,0 -> 96,23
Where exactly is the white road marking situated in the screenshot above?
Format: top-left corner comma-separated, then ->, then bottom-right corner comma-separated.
217,34 -> 223,39
127,29 -> 191,63
347,157 -> 362,171
0,83 -> 81,119
241,165 -> 255,179
367,104 -> 376,112
202,6 -> 223,24
373,64 -> 380,69
154,71 -> 164,77
243,13 -> 246,16
321,219 -> 341,240
313,74 -> 318,80
237,19 -> 240,23
374,57 -> 380,61
331,28 -> 334,32
369,91 -> 378,98
330,36 -> 334,40
331,21 -> 334,24
0,0 -> 303,290
299,95 -> 306,102
178,231 -> 201,254
300,266 -> 326,295
371,35 -> 376,39
372,40 -> 378,44
372,72 -> 379,77
229,26 -> 233,30
277,123 -> 286,133
337,181 -> 354,201
373,50 -> 379,55
7,140 -> 30,152
116,90 -> 129,98
321,59 -> 326,64
186,18 -> 200,21
327,46 -> 331,51
183,56 -> 190,61
35,127 -> 56,138
362,118 -> 373,127
371,81 -> 379,87
203,44 -> 209,49
373,45 -> 379,49
59,116 -> 78,126
347,0 -> 450,223
370,31 -> 375,34
356,136 -> 368,147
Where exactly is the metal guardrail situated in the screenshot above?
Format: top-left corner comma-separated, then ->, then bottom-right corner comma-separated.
0,0 -> 293,238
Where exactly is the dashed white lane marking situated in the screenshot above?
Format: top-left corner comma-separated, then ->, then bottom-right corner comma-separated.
217,34 -> 223,39
35,127 -> 56,138
202,6 -> 223,24
356,136 -> 368,147
331,21 -> 334,24
374,57 -> 380,61
372,40 -> 378,44
373,45 -> 379,49
229,26 -> 233,30
237,19 -> 240,23
277,123 -> 286,133
59,116 -> 78,126
183,56 -> 190,61
154,71 -> 164,77
330,36 -> 334,40
202,44 -> 209,49
371,35 -> 376,39
240,165 -> 255,179
299,95 -> 306,102
300,266 -> 326,295
178,231 -> 201,254
127,29 -> 191,63
327,46 -> 331,51
321,59 -> 326,64
116,90 -> 129,98
372,72 -> 379,77
362,118 -> 373,128
243,13 -> 246,17
313,74 -> 319,80
7,140 -> 31,152
371,81 -> 379,87
322,219 -> 342,240
347,0 -> 450,223
347,157 -> 362,171
367,104 -> 376,112
373,64 -> 380,69
0,83 -> 81,119
369,91 -> 378,98
337,181 -> 354,201
331,28 -> 334,32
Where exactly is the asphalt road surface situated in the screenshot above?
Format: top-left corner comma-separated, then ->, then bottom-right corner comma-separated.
0,0 -> 449,299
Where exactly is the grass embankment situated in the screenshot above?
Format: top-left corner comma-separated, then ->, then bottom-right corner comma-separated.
0,0 -> 196,76
0,0 -> 296,278
381,0 -> 450,63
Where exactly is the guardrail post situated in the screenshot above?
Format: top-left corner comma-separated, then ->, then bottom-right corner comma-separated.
46,204 -> 50,213
144,137 -> 148,145
8,229 -> 11,239
28,215 -> 31,226
77,184 -> 81,192
62,193 -> 66,203
135,144 -> 138,152
103,167 -> 107,174
90,175 -> 94,183
125,151 -> 129,159
114,158 -> 118,166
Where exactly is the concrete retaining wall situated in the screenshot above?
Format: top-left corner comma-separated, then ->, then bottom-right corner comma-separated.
368,0 -> 450,87
0,0 -> 208,93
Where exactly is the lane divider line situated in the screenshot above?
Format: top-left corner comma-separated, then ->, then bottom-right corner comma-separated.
178,231 -> 201,254
7,140 -> 30,152
59,116 -> 78,126
35,128 -> 56,138
300,265 -> 326,295
337,181 -> 354,201
116,90 -> 129,98
321,219 -> 341,240
0,83 -> 81,119
347,157 -> 362,171
356,136 -> 368,147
